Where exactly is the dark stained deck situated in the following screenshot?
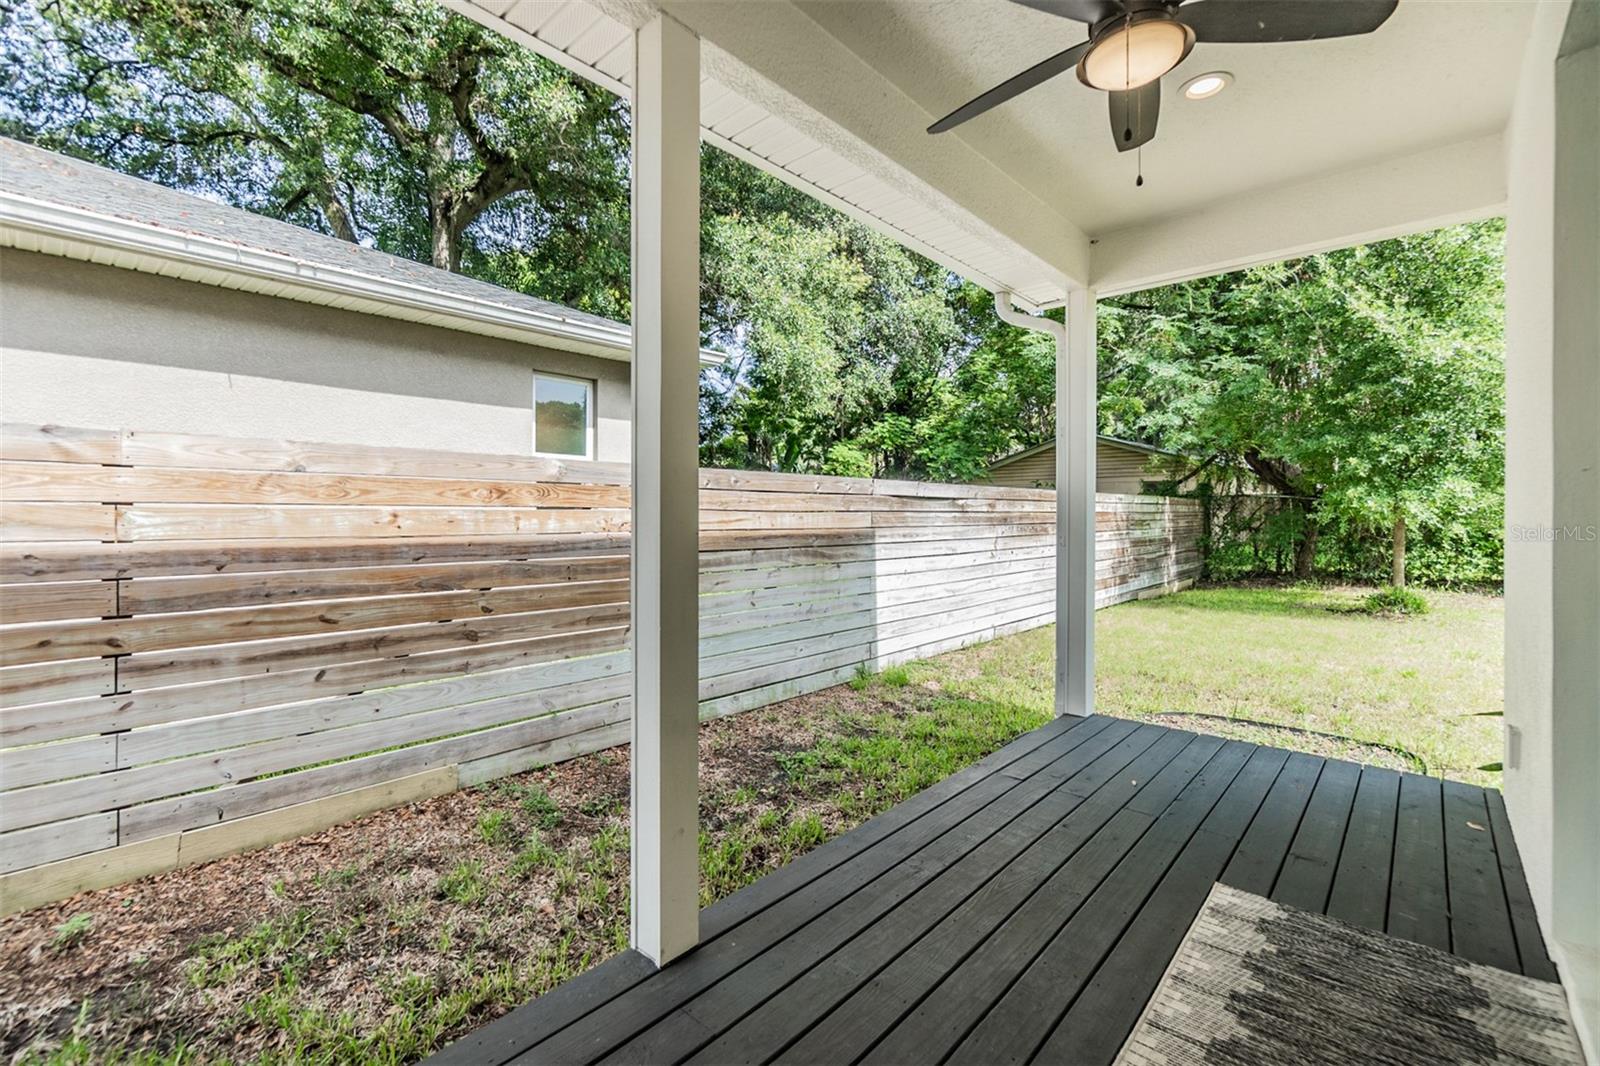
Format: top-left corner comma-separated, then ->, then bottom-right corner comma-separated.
431,716 -> 1556,1066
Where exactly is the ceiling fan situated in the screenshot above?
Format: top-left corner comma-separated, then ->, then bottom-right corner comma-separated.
927,0 -> 1399,155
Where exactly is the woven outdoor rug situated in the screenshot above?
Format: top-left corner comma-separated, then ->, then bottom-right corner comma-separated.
1116,882 -> 1583,1066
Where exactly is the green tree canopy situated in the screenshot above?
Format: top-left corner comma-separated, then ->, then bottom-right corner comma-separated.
3,0 -> 632,312
1099,220 -> 1506,582
1,0 -> 1508,583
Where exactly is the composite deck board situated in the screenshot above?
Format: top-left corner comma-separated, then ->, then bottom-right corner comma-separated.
1483,790 -> 1559,981
1389,770 -> 1452,952
855,734 -> 1230,1066
1269,756 -> 1361,912
1216,750 -> 1322,896
1034,745 -> 1292,1066
597,723 -> 1167,1065
1441,779 -> 1520,972
749,731 -> 1200,1066
944,741 -> 1259,1064
1325,766 -> 1401,929
631,726 -> 1178,1066
510,718 -> 1126,1064
430,720 -> 1556,1066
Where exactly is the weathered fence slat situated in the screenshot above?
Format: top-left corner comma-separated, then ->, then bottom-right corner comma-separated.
0,423 -> 1200,909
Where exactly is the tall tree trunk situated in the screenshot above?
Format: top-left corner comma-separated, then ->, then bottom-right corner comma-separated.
1392,512 -> 1407,588
1293,503 -> 1319,579
320,192 -> 357,244
430,224 -> 458,271
429,197 -> 458,272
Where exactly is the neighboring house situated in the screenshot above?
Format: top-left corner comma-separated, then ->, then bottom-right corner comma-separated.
986,435 -> 1198,494
0,139 -> 722,462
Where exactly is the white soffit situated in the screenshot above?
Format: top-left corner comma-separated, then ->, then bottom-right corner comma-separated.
452,0 -> 1080,309
784,0 -> 1534,293
458,0 -> 1536,301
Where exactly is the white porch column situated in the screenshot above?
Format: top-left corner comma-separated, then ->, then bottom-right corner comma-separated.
1059,286 -> 1097,717
629,12 -> 701,967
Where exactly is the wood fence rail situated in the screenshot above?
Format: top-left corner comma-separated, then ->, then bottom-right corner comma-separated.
0,423 -> 1199,910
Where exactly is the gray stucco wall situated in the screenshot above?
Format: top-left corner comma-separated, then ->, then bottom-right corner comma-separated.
0,249 -> 633,460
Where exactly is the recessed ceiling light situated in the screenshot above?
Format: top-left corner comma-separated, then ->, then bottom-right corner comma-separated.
1181,71 -> 1232,100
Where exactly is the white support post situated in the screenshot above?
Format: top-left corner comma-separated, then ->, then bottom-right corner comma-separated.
1060,286 -> 1097,717
629,13 -> 701,967
992,290 -> 1094,719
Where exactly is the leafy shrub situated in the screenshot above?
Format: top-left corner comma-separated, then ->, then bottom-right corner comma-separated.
821,442 -> 874,479
1359,586 -> 1430,615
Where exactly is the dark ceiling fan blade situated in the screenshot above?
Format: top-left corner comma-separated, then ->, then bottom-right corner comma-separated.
1108,79 -> 1160,152
1009,0 -> 1123,24
927,40 -> 1091,134
1177,0 -> 1398,43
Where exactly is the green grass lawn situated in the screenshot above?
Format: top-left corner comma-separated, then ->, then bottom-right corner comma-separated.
847,582 -> 1502,789
1093,583 -> 1504,786
2,581 -> 1502,1064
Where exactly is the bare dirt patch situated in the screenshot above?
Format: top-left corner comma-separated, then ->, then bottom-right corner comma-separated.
0,680 -> 988,1065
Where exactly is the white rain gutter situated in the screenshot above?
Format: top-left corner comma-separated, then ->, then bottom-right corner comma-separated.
0,190 -> 726,368
993,289 -> 1065,349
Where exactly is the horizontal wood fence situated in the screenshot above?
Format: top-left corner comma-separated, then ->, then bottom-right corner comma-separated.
0,423 -> 1199,910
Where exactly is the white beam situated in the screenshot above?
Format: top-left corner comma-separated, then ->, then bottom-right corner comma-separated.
1550,5 -> 1599,1054
629,11 -> 701,967
663,0 -> 1091,291
1061,287 -> 1097,717
993,289 -> 1092,717
1089,133 -> 1507,296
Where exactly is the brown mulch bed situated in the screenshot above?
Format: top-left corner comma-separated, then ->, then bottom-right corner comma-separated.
0,685 -> 913,1065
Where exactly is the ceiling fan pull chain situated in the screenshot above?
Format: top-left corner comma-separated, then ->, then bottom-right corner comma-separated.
1123,17 -> 1133,142
1131,28 -> 1143,189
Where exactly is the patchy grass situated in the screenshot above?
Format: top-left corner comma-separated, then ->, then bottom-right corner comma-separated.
49,915 -> 93,953
0,581 -> 1501,1064
1,667 -> 1049,1065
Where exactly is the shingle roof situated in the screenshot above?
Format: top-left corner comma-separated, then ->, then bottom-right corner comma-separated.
0,137 -> 720,364
989,435 -> 1184,471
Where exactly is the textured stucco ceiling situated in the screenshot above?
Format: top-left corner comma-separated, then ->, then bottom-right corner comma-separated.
462,0 -> 1533,298
794,0 -> 1538,236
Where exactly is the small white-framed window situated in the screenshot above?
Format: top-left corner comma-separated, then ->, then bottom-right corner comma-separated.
532,372 -> 595,460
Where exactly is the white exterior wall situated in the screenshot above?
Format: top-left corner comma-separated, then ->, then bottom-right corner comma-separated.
0,248 -> 633,460
1504,0 -> 1598,1056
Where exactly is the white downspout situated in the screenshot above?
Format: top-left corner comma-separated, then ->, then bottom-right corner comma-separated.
994,290 -> 1096,718
992,291 -> 1066,348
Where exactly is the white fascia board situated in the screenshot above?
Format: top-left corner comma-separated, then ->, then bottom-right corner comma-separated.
1089,132 -> 1508,296
0,191 -> 726,368
676,0 -> 1090,293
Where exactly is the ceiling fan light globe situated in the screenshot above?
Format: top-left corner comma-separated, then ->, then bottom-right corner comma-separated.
1077,15 -> 1194,91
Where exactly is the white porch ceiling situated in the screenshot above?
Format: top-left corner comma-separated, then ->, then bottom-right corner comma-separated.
455,0 -> 1536,301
